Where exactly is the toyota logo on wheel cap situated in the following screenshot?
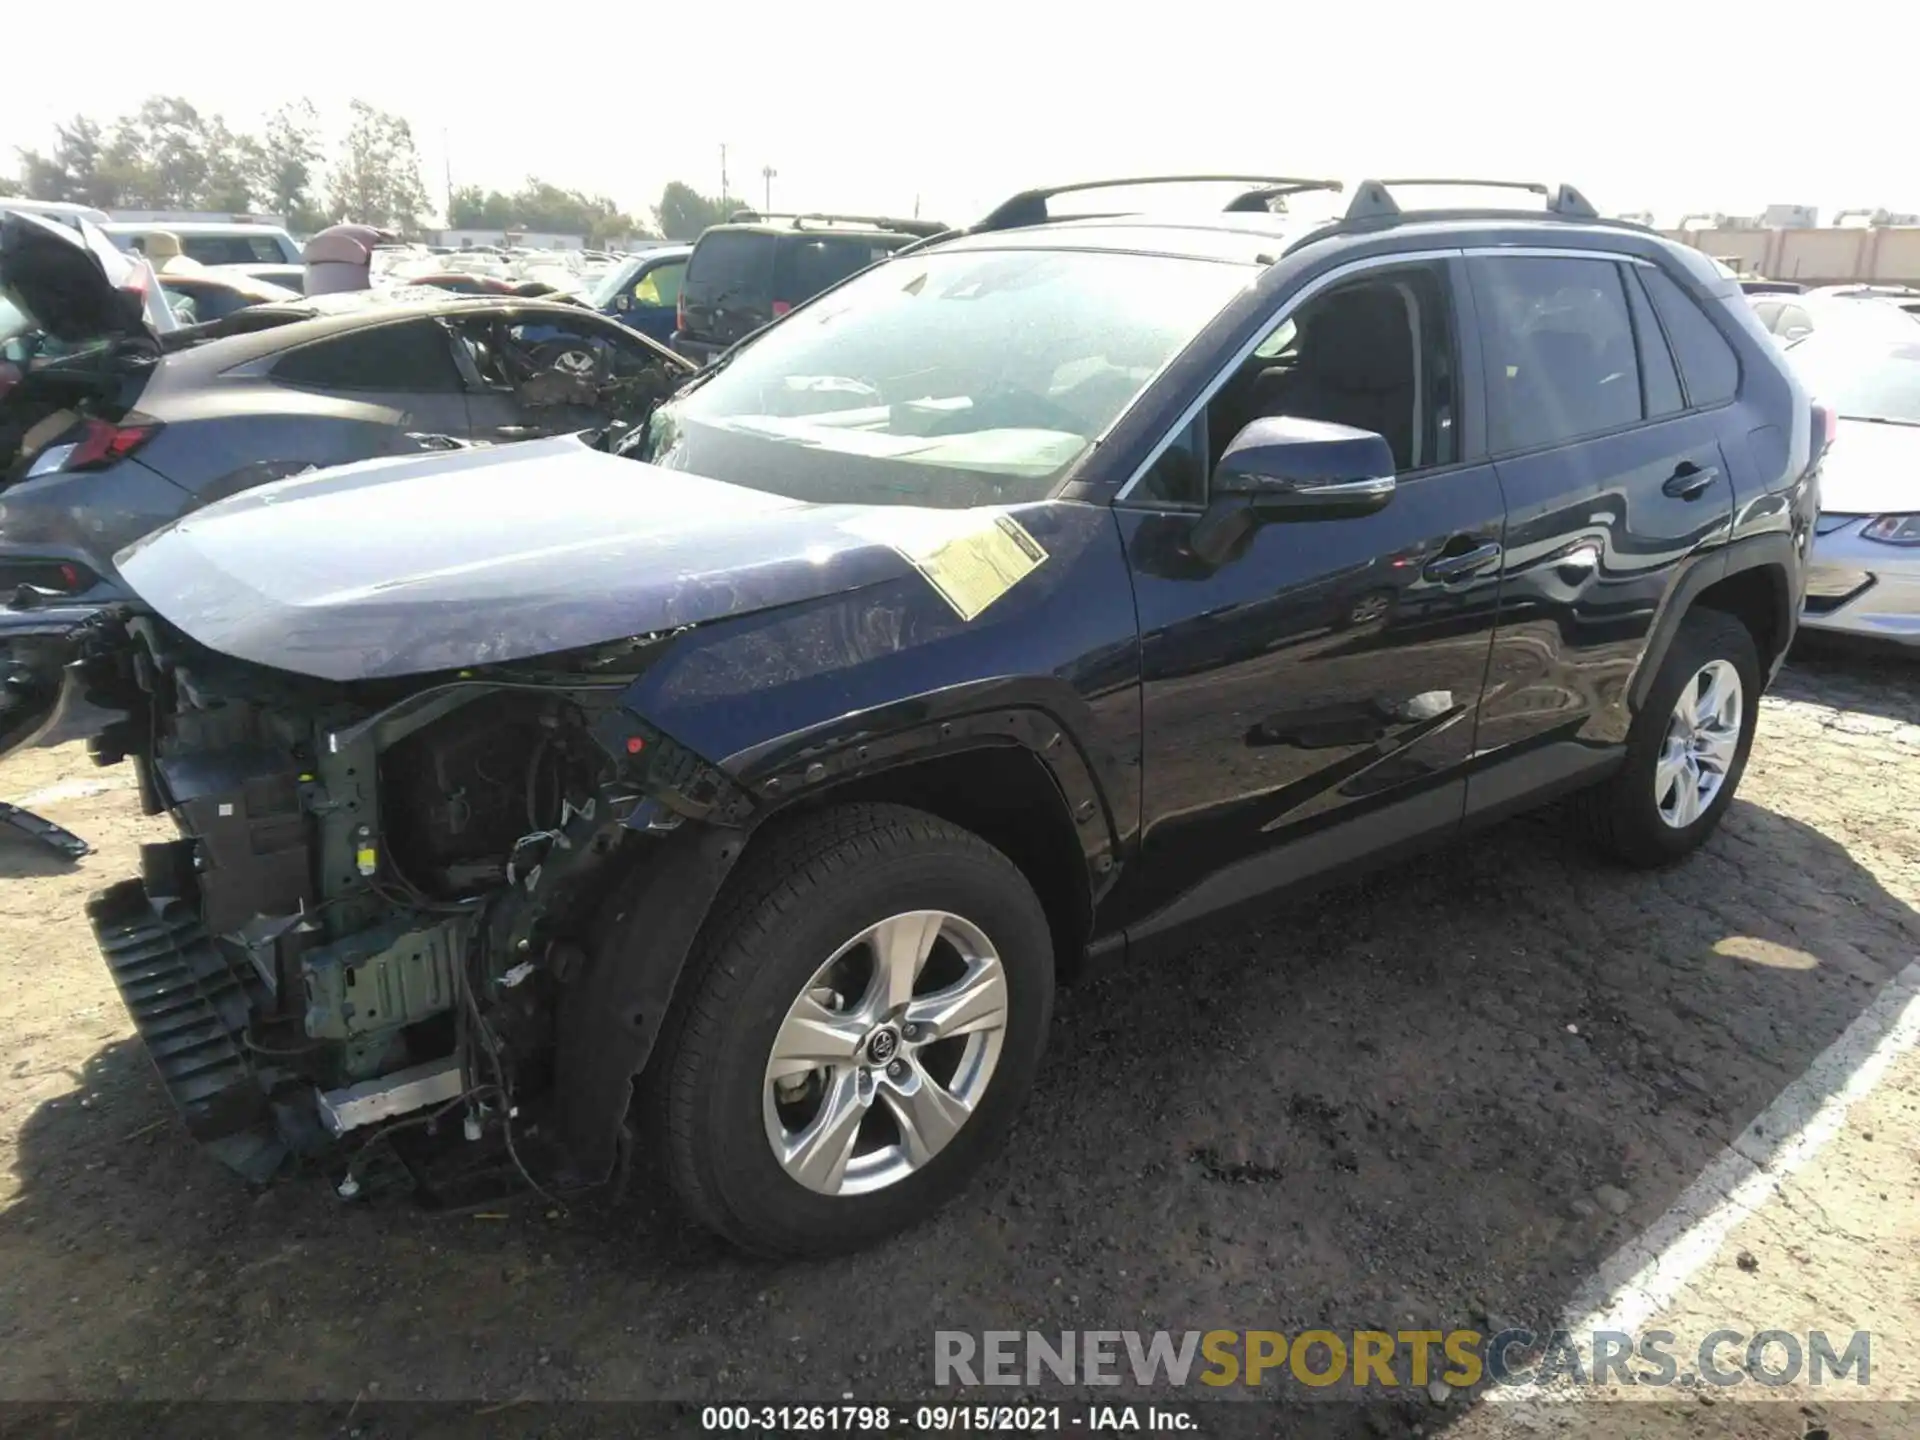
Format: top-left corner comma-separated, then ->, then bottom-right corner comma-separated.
866,1028 -> 900,1064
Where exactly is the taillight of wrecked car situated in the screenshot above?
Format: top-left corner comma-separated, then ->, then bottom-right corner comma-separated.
25,415 -> 164,477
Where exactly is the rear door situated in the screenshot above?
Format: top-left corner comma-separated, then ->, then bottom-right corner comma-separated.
1463,251 -> 1736,817
678,230 -> 773,347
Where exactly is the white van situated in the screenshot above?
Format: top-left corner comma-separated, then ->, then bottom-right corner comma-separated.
99,220 -> 301,266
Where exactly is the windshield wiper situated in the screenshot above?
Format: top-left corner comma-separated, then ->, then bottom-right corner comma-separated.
1844,414 -> 1920,428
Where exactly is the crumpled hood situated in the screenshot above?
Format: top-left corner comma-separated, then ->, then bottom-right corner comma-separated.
1820,418 -> 1920,516
114,435 -> 924,681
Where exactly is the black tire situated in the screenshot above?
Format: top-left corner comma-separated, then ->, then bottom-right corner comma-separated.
1571,608 -> 1761,867
647,803 -> 1055,1256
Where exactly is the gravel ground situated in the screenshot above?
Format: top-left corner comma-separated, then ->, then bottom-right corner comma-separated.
1,641 -> 1915,1439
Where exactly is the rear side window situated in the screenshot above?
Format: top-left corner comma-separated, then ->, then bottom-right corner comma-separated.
1472,255 -> 1642,453
271,321 -> 463,392
1639,266 -> 1740,407
1623,268 -> 1684,418
685,232 -> 770,294
773,236 -> 891,303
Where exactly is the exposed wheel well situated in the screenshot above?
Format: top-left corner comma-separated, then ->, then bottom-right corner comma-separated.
779,745 -> 1095,978
1694,564 -> 1789,673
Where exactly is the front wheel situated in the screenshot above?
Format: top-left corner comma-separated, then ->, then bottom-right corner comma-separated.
648,803 -> 1055,1256
1572,608 -> 1761,866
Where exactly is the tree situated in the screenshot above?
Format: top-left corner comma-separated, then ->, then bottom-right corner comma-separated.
655,181 -> 729,240
200,117 -> 264,213
15,116 -> 116,207
326,100 -> 431,233
258,100 -> 325,230
448,178 -> 653,246
99,97 -> 218,209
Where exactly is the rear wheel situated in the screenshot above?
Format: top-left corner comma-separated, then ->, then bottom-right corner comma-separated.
649,803 -> 1054,1256
1572,609 -> 1760,866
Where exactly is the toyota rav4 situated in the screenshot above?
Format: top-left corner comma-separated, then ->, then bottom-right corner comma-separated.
13,176 -> 1822,1256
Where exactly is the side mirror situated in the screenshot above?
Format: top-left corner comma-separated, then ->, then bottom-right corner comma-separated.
1187,416 -> 1396,568
1213,415 -> 1396,520
614,295 -> 631,312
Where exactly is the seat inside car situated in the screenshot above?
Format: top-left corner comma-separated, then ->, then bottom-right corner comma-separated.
1249,286 -> 1417,469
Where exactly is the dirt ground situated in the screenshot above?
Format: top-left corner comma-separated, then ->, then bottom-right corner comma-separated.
1,641 -> 1916,1439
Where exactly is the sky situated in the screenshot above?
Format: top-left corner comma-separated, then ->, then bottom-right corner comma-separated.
2,0 -> 1911,231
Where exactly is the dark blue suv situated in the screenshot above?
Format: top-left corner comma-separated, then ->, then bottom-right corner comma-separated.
44,176 -> 1821,1257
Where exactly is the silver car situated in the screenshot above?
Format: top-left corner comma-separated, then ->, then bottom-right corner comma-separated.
1786,322 -> 1920,644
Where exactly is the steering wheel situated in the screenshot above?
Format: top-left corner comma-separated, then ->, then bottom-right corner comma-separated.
529,339 -> 605,382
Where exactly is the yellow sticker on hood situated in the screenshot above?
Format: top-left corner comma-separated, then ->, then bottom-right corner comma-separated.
848,510 -> 1050,621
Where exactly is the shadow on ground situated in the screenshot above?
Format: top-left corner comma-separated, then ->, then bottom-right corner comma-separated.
2,763 -> 1915,1440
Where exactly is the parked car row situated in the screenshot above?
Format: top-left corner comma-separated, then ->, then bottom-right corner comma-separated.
0,173 -> 1835,1261
0,208 -> 695,620
1750,288 -> 1920,644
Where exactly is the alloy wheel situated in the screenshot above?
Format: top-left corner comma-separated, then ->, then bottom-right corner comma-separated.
762,911 -> 1008,1196
1654,658 -> 1744,829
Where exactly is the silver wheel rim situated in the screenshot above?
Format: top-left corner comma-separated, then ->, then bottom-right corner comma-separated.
762,910 -> 1007,1196
1655,659 -> 1743,829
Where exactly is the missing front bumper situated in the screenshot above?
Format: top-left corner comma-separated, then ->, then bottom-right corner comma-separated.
87,876 -> 288,1182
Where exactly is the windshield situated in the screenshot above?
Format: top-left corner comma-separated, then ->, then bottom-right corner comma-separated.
634,247 -> 1251,507
1787,331 -> 1920,425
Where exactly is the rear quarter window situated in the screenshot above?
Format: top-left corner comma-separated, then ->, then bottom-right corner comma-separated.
1640,266 -> 1741,407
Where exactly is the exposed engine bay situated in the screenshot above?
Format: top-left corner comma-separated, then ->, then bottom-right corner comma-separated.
72,607 -> 749,1200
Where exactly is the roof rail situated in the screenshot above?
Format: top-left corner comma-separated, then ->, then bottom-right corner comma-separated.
725,209 -> 949,239
1340,178 -> 1599,223
972,175 -> 1344,233
1277,178 -> 1646,257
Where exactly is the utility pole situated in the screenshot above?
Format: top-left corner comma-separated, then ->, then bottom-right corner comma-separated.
719,144 -> 729,211
762,165 -> 777,214
442,128 -> 454,230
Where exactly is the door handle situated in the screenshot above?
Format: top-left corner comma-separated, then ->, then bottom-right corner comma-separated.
1663,462 -> 1720,501
1423,540 -> 1502,583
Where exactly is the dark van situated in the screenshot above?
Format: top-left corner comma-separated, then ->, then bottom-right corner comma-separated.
671,211 -> 944,363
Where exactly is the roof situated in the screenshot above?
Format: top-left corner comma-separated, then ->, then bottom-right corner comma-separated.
923,211 -> 1669,267
100,219 -> 294,237
161,291 -> 603,368
912,175 -> 1666,268
925,215 -> 1303,264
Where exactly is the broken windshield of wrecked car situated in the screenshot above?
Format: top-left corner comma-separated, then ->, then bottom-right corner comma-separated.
634,248 -> 1251,507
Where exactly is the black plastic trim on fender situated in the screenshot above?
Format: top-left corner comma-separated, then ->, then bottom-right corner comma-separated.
552,823 -> 747,1183
721,701 -> 1123,899
1627,534 -> 1796,714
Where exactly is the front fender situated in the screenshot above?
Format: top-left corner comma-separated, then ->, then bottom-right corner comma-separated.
613,499 -> 1143,866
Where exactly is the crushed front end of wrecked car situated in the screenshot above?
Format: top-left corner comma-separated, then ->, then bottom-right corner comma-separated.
77,605 -> 753,1196
46,428 -> 1132,1208
58,436 -> 937,1199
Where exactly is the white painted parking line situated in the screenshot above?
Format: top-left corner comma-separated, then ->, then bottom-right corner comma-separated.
1491,959 -> 1920,1403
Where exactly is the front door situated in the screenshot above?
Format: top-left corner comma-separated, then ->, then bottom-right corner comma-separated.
1116,258 -> 1507,940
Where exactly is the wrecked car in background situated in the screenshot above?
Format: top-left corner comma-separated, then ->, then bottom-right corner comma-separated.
17,176 -> 1818,1258
0,207 -> 696,751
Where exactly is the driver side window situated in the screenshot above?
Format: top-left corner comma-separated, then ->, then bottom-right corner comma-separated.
1131,264 -> 1457,508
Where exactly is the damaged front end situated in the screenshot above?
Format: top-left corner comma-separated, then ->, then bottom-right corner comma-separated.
81,611 -> 751,1199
